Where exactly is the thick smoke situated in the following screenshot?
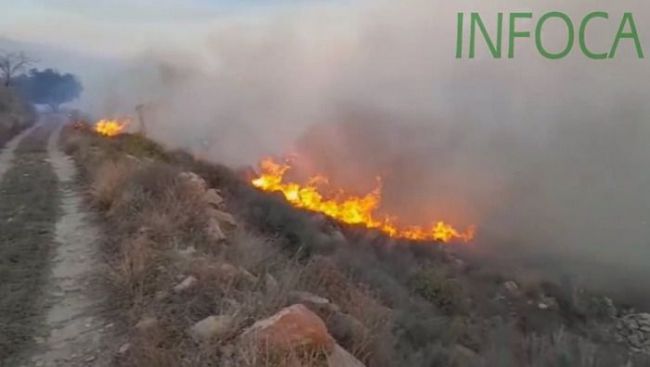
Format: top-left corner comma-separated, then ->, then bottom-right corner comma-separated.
30,0 -> 650,303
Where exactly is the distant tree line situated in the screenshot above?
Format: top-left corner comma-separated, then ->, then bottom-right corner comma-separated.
1,50 -> 82,110
14,69 -> 83,111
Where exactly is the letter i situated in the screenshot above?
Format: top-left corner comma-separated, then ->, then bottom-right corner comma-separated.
457,13 -> 464,58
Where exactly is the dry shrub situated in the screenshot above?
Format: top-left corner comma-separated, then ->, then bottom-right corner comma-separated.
61,131 -> 85,156
226,229 -> 286,276
302,256 -> 389,321
138,194 -> 206,245
61,128 -> 115,175
120,322 -> 182,367
524,328 -> 598,367
235,339 -> 329,367
409,267 -> 469,315
114,134 -> 169,161
89,159 -> 137,211
107,229 -> 170,315
480,324 -> 637,367
106,162 -> 217,249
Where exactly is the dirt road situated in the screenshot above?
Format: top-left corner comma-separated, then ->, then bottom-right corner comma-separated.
0,115 -> 111,367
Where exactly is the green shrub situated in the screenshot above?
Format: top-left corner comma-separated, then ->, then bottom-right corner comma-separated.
410,268 -> 468,315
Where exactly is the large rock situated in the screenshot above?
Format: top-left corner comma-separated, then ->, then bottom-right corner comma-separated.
204,188 -> 224,207
242,304 -> 335,353
207,208 -> 237,228
616,313 -> 650,352
206,209 -> 237,241
179,172 -> 207,192
206,218 -> 227,241
190,315 -> 234,341
327,344 -> 365,367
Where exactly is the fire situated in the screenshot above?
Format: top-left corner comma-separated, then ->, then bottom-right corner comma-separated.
251,158 -> 476,243
94,119 -> 129,137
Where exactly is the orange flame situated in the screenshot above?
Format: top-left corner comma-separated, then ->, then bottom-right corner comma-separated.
251,158 -> 476,243
94,119 -> 129,137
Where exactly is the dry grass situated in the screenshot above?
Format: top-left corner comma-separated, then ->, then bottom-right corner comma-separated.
235,341 -> 329,367
89,159 -> 137,210
65,128 -> 341,366
64,127 -> 640,367
298,256 -> 394,365
0,86 -> 34,145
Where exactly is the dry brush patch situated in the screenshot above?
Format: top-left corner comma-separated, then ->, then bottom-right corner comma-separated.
63,128 -> 647,367
66,130 -> 361,366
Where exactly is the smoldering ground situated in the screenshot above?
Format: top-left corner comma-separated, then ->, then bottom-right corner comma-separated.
9,0 -> 650,306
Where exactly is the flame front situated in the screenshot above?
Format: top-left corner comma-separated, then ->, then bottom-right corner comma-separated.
94,119 -> 128,137
251,158 -> 476,243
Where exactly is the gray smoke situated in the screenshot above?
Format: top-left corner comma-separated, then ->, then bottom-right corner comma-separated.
9,0 -> 650,304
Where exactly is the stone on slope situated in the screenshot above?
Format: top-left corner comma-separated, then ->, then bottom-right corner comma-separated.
179,172 -> 207,192
204,188 -> 224,207
173,275 -> 198,293
190,315 -> 234,341
207,208 -> 237,228
206,218 -> 227,241
134,316 -> 158,332
242,304 -> 335,352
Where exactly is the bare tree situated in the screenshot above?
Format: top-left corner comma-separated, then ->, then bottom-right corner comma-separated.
0,51 -> 35,87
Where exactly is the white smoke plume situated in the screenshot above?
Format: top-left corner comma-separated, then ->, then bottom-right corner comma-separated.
4,0 -> 650,303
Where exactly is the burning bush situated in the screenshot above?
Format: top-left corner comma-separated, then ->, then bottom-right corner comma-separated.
251,157 -> 475,244
94,118 -> 129,137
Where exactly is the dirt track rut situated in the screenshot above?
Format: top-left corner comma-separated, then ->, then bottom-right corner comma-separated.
0,116 -> 111,367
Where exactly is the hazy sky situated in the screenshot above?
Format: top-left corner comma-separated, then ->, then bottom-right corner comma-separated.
0,0 -> 339,57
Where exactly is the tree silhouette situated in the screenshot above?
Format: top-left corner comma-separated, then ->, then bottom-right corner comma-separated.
17,69 -> 82,110
0,51 -> 35,86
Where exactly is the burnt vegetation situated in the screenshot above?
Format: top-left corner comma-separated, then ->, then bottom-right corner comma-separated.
62,123 -> 650,367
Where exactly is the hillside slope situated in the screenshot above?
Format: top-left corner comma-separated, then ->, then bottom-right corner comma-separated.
61,124 -> 650,367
